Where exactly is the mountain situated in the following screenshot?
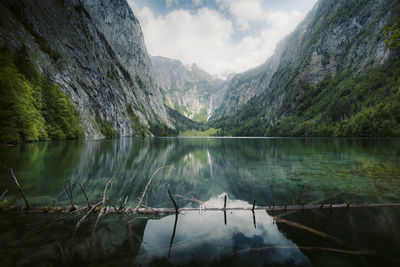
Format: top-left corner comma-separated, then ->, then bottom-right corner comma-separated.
151,55 -> 223,122
0,0 -> 173,142
211,0 -> 400,137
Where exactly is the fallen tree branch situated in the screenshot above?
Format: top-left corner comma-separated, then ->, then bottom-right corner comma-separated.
273,216 -> 347,247
1,202 -> 400,214
225,245 -> 400,263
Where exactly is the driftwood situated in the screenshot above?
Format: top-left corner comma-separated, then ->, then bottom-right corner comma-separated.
1,202 -> 400,215
225,245 -> 400,263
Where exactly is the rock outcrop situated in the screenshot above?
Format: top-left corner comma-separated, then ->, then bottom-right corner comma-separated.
0,0 -> 172,138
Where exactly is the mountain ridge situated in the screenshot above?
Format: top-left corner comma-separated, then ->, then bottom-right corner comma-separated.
210,0 -> 400,137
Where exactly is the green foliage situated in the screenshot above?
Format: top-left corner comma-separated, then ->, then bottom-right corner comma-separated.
267,59 -> 400,137
213,57 -> 400,137
385,22 -> 400,49
0,48 -> 83,143
149,121 -> 176,137
167,107 -> 208,133
41,77 -> 83,139
179,128 -> 218,137
95,112 -> 119,139
126,104 -> 149,137
192,108 -> 208,122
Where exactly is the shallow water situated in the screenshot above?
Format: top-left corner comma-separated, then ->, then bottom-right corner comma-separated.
0,137 -> 399,266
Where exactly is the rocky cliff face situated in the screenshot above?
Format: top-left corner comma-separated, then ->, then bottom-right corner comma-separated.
211,0 -> 397,128
151,56 -> 222,122
0,0 -> 171,138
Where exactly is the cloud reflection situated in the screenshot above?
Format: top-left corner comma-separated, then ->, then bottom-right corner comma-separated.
134,196 -> 311,266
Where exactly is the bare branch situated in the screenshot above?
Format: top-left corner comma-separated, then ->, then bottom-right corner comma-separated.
0,189 -> 8,201
91,179 -> 113,239
79,183 -> 91,209
10,168 -> 30,208
133,165 -> 174,215
168,189 -> 179,213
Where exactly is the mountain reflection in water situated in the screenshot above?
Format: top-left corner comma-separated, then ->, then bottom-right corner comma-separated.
0,137 -> 399,266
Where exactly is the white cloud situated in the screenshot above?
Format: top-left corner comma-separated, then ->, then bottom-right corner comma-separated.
129,1 -> 307,79
224,0 -> 264,31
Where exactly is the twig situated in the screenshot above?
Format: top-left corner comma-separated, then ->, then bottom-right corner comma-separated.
56,241 -> 67,266
91,179 -> 113,240
133,165 -> 174,215
0,163 -> 30,208
168,211 -> 179,258
66,178 -> 77,210
75,201 -> 102,230
79,183 -> 91,209
0,189 -> 8,201
173,193 -> 204,204
168,189 -> 179,213
17,199 -> 23,213
223,195 -> 227,210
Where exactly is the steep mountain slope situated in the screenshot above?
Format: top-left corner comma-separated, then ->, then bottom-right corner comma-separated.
151,56 -> 223,122
0,0 -> 172,139
212,0 -> 400,136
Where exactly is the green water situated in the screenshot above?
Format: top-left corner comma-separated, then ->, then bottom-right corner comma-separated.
0,137 -> 399,266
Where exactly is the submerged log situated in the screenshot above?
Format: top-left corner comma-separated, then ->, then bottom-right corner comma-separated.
1,202 -> 399,215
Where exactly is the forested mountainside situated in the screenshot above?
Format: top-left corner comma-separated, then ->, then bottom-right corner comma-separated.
151,56 -> 223,122
211,0 -> 400,137
0,0 -> 173,143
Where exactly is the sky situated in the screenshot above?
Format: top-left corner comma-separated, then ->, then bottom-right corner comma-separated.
128,0 -> 318,79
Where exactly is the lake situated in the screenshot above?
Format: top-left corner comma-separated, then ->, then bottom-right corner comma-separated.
0,137 -> 400,266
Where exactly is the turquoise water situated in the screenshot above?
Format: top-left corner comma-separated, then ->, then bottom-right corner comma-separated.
0,137 -> 399,266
